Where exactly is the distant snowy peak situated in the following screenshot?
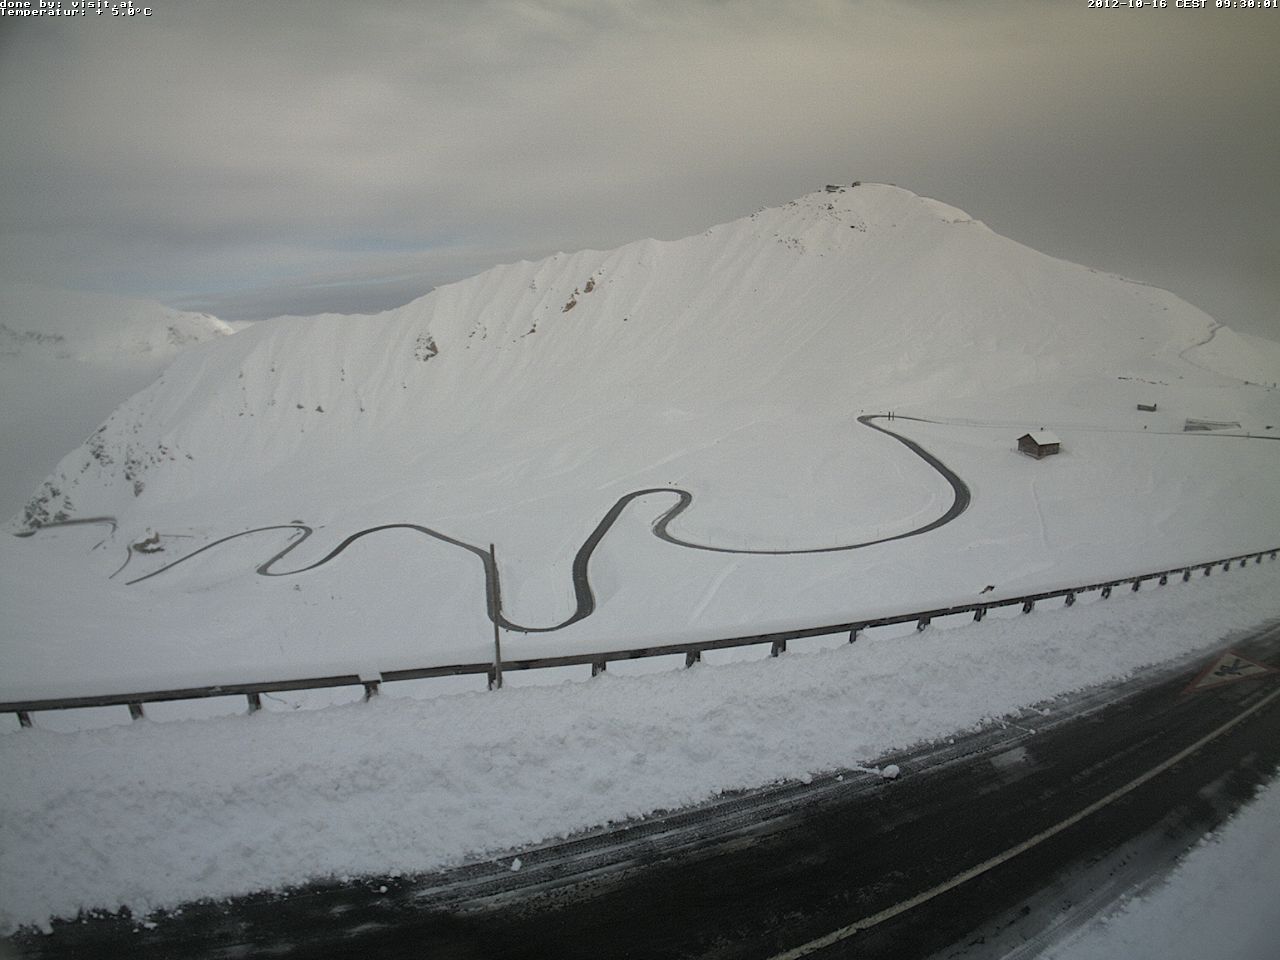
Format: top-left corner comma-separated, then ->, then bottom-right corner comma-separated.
0,284 -> 232,362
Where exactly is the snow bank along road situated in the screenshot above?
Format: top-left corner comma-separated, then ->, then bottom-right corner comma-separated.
12,620 -> 1280,959
42,414 -> 969,634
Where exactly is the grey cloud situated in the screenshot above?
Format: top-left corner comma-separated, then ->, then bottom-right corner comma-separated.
0,0 -> 1276,334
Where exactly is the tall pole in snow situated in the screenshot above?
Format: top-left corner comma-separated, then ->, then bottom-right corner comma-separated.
488,543 -> 504,690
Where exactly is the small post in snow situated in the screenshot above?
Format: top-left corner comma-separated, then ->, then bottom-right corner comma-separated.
488,543 -> 504,691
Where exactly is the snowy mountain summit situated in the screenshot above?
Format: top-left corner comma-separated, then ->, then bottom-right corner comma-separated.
7,184 -> 1278,671
15,184 -> 1267,533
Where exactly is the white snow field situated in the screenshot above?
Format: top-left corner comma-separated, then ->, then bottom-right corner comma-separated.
1045,775 -> 1280,960
1,184 -> 1279,934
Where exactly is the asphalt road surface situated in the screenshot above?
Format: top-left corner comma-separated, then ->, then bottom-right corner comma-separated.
24,414 -> 969,634
9,621 -> 1280,960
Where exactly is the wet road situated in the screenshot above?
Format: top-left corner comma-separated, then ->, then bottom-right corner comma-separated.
10,620 -> 1280,960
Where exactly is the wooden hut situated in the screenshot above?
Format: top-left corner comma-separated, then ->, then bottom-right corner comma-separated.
1017,430 -> 1060,459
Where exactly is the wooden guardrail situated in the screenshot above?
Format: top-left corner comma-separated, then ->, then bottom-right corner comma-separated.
4,548 -> 1277,728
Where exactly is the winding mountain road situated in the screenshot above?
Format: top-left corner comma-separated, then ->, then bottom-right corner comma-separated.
88,414 -> 970,634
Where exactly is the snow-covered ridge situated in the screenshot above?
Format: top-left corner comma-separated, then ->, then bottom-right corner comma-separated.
0,283 -> 232,362
13,183 -> 1264,534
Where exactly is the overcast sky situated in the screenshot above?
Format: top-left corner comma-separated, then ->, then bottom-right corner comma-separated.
0,0 -> 1276,337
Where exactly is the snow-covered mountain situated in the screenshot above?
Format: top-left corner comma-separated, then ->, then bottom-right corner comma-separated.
0,284 -> 234,518
4,184 -> 1278,695
14,185 -> 1270,532
5,186 -> 1280,941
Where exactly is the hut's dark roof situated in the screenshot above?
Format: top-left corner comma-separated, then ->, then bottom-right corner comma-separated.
1019,430 -> 1060,446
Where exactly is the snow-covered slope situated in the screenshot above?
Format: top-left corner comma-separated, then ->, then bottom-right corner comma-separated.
14,185 -> 1267,528
4,184 -> 1279,694
0,284 -> 234,519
